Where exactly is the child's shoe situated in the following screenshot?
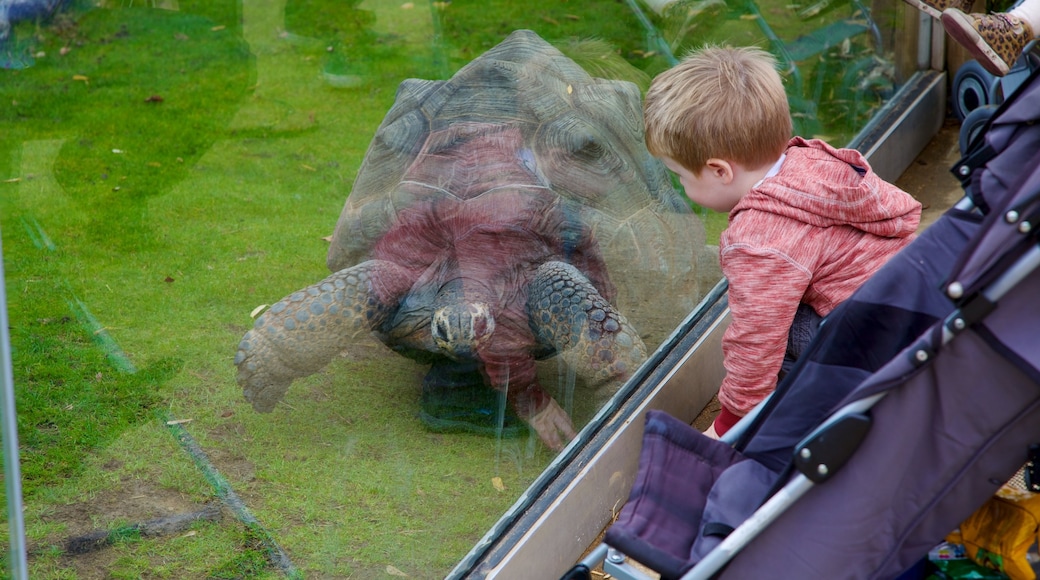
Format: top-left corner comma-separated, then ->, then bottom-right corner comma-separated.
901,0 -> 972,20
942,9 -> 1033,76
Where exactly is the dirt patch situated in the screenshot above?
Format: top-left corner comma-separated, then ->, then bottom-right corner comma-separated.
39,480 -> 201,538
894,118 -> 965,231
32,478 -> 222,577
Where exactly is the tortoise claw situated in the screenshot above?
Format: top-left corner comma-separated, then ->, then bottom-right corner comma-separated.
528,398 -> 577,451
235,329 -> 294,412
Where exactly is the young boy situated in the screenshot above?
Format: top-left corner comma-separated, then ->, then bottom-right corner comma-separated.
643,46 -> 922,438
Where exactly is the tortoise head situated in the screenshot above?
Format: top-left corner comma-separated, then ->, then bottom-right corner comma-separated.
432,302 -> 495,360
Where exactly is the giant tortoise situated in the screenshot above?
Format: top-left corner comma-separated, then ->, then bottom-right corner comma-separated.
234,30 -> 711,451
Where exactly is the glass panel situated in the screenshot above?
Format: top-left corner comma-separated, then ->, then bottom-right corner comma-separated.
0,0 -> 917,577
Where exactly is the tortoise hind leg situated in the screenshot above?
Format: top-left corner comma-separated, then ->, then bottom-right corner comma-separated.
527,261 -> 648,384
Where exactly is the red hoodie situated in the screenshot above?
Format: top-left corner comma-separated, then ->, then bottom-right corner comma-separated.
713,137 -> 922,434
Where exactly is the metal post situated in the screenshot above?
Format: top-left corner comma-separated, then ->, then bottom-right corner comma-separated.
0,232 -> 29,579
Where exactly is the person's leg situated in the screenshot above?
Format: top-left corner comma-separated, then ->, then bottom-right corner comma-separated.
941,6 -> 1036,76
901,0 -> 973,20
778,303 -> 822,380
1010,0 -> 1040,30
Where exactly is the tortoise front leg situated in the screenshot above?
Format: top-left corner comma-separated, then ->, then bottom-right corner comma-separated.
235,260 -> 413,412
527,261 -> 647,384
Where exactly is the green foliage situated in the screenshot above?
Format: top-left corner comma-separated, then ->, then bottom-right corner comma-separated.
284,0 -> 375,39
6,286 -> 180,497
108,524 -> 143,546
436,0 -> 675,75
206,528 -> 276,580
0,6 -> 254,250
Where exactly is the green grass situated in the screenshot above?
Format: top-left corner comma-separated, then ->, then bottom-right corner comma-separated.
0,0 -> 894,577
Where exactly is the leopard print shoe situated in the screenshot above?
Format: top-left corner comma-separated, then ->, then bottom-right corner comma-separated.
901,0 -> 972,20
942,9 -> 1034,76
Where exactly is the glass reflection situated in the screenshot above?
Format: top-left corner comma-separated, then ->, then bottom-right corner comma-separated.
0,0 -> 912,577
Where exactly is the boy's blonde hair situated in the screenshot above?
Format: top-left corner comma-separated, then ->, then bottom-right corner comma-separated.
644,45 -> 792,172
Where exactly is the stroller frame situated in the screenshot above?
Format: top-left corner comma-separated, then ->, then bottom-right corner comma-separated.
570,195 -> 1040,580
569,67 -> 1040,580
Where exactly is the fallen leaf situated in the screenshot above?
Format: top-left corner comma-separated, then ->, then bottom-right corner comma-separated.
220,410 -> 234,418
250,304 -> 268,318
144,95 -> 164,103
72,74 -> 88,83
164,276 -> 175,283
301,163 -> 316,171
322,235 -> 333,242
386,565 -> 408,577
166,418 -> 193,425
492,477 -> 506,492
211,25 -> 226,31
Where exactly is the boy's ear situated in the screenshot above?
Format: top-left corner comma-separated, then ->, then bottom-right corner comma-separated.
704,158 -> 735,184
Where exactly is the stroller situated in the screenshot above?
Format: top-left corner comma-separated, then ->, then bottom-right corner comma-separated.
562,66 -> 1040,580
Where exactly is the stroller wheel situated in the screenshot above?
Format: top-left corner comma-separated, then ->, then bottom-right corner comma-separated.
958,105 -> 998,156
952,60 -> 1001,121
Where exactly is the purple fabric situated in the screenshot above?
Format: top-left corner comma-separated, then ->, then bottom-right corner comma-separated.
604,411 -> 746,579
720,326 -> 1040,579
977,267 -> 1040,382
955,153 -> 1040,293
954,67 -> 1040,287
688,458 -> 779,564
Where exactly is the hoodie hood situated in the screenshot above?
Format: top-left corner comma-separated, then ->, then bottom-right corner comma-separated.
732,137 -> 920,239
